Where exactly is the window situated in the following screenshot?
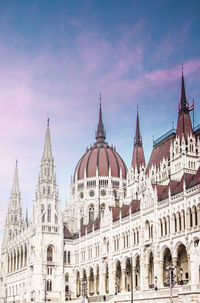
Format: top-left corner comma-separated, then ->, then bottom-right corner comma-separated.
47,267 -> 53,275
65,273 -> 69,282
64,251 -> 67,264
89,204 -> 94,222
47,246 -> 53,262
47,205 -> 51,223
47,280 -> 52,291
68,251 -> 70,264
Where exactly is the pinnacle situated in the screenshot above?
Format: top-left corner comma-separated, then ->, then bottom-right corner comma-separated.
134,108 -> 142,146
179,67 -> 188,112
11,160 -> 20,194
95,96 -> 106,142
42,118 -> 53,160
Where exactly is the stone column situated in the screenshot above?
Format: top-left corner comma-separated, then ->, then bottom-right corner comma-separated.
87,277 -> 90,297
94,275 -> 97,295
99,263 -> 105,295
187,254 -> 191,282
121,269 -> 126,292
172,257 -> 178,283
159,260 -> 164,287
132,267 -> 136,290
112,271 -> 116,295
144,264 -> 149,290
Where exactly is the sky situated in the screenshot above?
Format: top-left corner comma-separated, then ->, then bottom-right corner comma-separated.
0,0 -> 200,243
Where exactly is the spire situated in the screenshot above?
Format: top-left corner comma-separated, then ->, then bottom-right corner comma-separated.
179,65 -> 188,112
42,118 -> 53,160
134,107 -> 142,146
177,68 -> 192,138
11,160 -> 20,194
95,94 -> 106,142
132,109 -> 145,170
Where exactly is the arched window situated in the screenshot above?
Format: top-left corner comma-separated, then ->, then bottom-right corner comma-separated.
188,208 -> 192,227
41,204 -> 45,223
65,273 -> 69,282
47,246 -> 53,262
47,205 -> 51,223
89,204 -> 94,222
48,186 -> 51,194
173,214 -> 177,232
9,230 -> 12,240
64,251 -> 67,264
100,203 -> 105,217
47,280 -> 52,291
68,251 -> 70,264
24,245 -> 27,267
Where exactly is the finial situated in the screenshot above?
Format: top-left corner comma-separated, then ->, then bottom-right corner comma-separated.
47,116 -> 50,127
181,63 -> 184,76
16,159 -> 18,167
95,95 -> 106,142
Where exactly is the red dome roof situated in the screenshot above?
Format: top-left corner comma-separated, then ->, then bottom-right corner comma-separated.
74,143 -> 127,181
74,101 -> 127,181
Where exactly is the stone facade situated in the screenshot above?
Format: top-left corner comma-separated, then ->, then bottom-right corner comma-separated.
0,74 -> 200,303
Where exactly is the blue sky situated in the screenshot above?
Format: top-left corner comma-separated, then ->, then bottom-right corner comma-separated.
0,0 -> 200,242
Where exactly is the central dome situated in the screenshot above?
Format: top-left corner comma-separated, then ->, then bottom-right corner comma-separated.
74,102 -> 127,181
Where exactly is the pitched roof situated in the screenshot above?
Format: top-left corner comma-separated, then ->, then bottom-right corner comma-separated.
147,137 -> 172,171
155,171 -> 199,202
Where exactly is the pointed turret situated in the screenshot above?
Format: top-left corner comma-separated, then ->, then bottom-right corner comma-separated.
179,70 -> 187,111
42,118 -> 53,160
4,162 -> 23,242
131,109 -> 145,171
11,160 -> 20,195
95,94 -> 106,143
176,69 -> 192,139
134,109 -> 142,146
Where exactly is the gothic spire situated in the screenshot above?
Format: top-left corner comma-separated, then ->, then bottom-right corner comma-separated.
95,94 -> 106,142
179,66 -> 188,112
134,107 -> 142,146
11,160 -> 20,195
132,109 -> 145,170
42,118 -> 53,160
177,69 -> 192,138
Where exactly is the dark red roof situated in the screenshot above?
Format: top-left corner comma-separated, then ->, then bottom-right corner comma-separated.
130,199 -> 140,213
147,137 -> 172,172
110,200 -> 140,222
80,217 -> 100,236
64,225 -> 73,239
155,171 -> 199,201
187,166 -> 200,188
74,144 -> 127,181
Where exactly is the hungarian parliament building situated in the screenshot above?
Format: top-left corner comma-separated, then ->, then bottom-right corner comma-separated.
0,73 -> 200,303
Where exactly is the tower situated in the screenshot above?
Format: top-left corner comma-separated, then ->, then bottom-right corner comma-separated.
127,109 -> 145,201
33,118 -> 60,227
31,119 -> 65,303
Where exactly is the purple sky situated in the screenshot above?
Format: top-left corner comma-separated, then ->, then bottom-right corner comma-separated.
0,0 -> 200,243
